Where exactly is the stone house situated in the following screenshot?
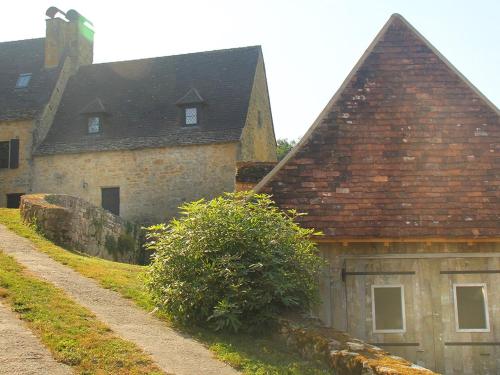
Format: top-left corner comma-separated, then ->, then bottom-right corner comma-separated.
253,14 -> 499,374
0,8 -> 276,223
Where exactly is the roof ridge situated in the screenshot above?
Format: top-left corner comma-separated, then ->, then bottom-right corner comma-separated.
84,45 -> 262,69
0,37 -> 44,45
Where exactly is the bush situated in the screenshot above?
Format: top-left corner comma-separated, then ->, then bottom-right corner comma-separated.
146,191 -> 324,332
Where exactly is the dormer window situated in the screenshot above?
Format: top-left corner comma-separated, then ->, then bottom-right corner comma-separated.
88,116 -> 101,133
15,73 -> 32,88
176,88 -> 205,127
185,107 -> 198,126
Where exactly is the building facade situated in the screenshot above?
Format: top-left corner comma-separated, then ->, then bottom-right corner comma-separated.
255,14 -> 499,374
0,8 -> 276,223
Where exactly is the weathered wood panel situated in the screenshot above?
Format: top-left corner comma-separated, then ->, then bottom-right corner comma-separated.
319,242 -> 500,374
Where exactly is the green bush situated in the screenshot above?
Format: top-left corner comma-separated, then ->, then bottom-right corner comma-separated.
146,191 -> 324,332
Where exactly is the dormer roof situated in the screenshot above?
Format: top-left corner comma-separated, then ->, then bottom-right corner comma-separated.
79,98 -> 107,115
176,88 -> 205,106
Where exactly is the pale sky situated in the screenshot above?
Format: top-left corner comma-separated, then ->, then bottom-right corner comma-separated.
1,0 -> 499,140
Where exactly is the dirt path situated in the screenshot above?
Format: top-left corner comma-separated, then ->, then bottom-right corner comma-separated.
0,224 -> 239,375
0,301 -> 73,375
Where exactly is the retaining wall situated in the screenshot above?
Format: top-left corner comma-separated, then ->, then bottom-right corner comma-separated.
20,194 -> 143,263
279,317 -> 436,375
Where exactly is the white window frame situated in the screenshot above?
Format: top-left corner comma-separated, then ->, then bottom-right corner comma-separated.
453,283 -> 490,333
371,284 -> 406,333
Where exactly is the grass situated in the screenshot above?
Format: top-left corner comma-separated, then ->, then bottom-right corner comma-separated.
0,251 -> 164,375
0,209 -> 331,375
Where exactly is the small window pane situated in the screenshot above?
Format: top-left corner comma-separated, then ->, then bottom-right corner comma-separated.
0,141 -> 9,168
455,285 -> 488,330
185,107 -> 197,125
373,286 -> 405,331
88,117 -> 101,133
16,73 -> 32,88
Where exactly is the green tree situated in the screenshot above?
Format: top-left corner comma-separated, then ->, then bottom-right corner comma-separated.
146,191 -> 323,333
276,138 -> 298,160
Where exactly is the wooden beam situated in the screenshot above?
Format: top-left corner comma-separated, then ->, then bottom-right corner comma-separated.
314,237 -> 500,244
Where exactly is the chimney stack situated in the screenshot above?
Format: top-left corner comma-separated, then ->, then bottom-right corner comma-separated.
44,7 -> 94,69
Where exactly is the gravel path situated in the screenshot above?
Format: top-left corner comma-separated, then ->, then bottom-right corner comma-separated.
0,301 -> 73,375
0,224 -> 239,375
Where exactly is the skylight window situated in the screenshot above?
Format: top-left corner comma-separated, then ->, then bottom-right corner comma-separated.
15,73 -> 32,88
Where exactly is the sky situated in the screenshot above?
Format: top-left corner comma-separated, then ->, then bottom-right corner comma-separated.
1,0 -> 498,140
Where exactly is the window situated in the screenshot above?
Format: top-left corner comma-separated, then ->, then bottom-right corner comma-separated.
88,116 -> 101,134
6,193 -> 24,208
453,284 -> 490,332
101,187 -> 120,216
15,73 -> 32,88
258,110 -> 263,128
185,107 -> 198,125
371,285 -> 406,333
0,139 -> 19,169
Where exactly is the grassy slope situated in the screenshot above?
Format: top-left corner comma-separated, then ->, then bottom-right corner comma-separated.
0,252 -> 164,375
0,209 -> 330,375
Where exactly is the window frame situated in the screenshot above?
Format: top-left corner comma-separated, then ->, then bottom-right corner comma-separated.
371,284 -> 407,334
453,283 -> 490,333
15,73 -> 32,89
184,106 -> 199,126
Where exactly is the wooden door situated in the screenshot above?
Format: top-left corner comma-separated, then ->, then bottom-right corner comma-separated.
6,193 -> 23,208
437,258 -> 500,374
344,258 -> 437,370
101,187 -> 120,216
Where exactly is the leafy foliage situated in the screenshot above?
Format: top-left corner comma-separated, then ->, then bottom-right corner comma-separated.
276,138 -> 298,160
146,191 -> 324,332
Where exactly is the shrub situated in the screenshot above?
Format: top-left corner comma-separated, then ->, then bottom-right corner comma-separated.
146,191 -> 324,332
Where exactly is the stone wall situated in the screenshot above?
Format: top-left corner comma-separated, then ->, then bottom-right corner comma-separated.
239,52 -> 277,162
32,142 -> 239,224
20,194 -> 143,263
0,120 -> 33,207
279,317 -> 435,375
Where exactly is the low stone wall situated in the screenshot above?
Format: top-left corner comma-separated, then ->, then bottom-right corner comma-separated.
278,317 -> 436,375
20,194 -> 144,264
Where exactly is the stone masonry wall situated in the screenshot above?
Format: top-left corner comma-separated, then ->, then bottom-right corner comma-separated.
32,142 -> 239,224
239,52 -> 277,162
0,120 -> 33,206
20,194 -> 143,263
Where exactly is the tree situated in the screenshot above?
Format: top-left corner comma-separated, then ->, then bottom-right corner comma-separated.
276,138 -> 298,160
146,191 -> 324,332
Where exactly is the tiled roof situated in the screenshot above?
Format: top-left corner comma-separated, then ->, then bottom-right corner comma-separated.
0,38 -> 60,121
257,14 -> 499,239
36,46 -> 261,154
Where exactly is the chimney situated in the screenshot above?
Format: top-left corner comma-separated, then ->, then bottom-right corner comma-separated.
44,7 -> 94,69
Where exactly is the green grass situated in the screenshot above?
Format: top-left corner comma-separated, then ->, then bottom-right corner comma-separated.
0,251 -> 163,375
0,209 -> 330,374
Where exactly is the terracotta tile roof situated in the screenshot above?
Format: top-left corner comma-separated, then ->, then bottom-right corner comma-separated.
0,38 -> 60,121
256,14 -> 499,239
36,46 -> 261,155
